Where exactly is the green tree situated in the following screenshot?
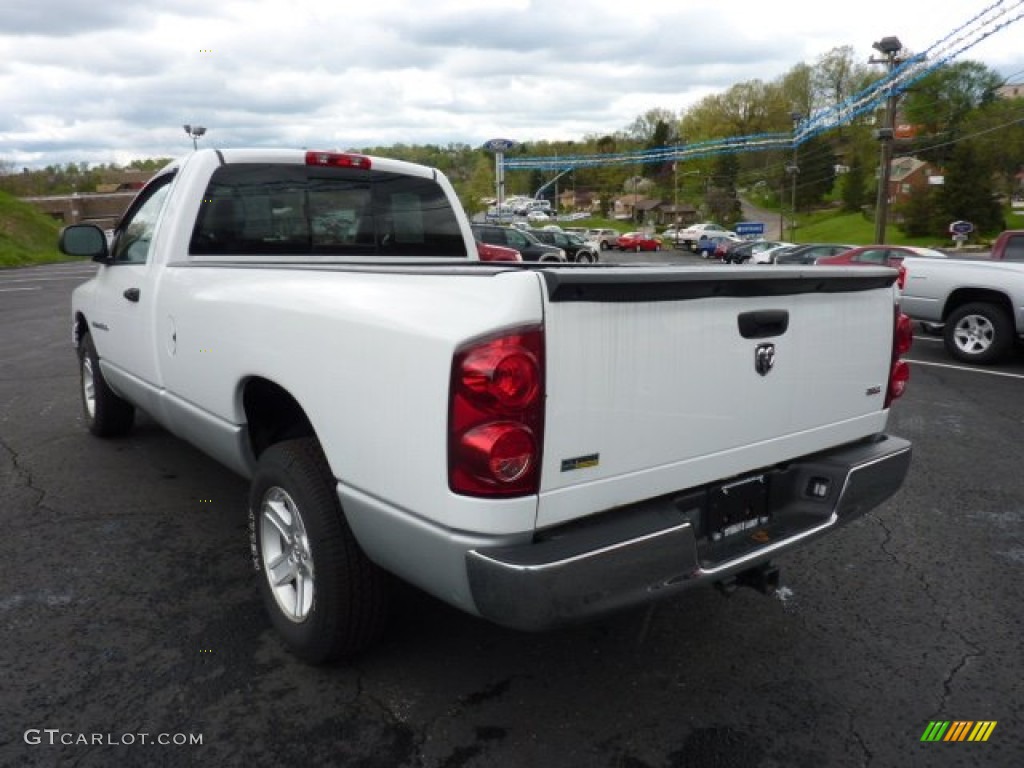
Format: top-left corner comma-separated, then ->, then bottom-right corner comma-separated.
794,134 -> 837,209
812,46 -> 872,137
840,155 -> 868,213
706,153 -> 741,224
902,60 -> 1003,165
960,97 -> 1024,197
457,153 -> 496,216
895,185 -> 940,237
936,141 -> 1004,233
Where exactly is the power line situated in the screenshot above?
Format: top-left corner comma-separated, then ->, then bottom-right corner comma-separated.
505,1 -> 1024,171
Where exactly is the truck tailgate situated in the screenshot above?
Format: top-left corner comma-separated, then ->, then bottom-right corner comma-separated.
536,266 -> 898,529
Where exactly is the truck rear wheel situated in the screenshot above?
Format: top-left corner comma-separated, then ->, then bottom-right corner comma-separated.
77,332 -> 135,437
943,302 -> 1013,364
250,438 -> 388,663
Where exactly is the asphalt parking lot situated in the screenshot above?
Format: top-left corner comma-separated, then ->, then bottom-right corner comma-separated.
1,260 -> 1022,768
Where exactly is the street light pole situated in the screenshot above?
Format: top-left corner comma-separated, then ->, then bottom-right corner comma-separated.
183,124 -> 206,150
871,36 -> 903,244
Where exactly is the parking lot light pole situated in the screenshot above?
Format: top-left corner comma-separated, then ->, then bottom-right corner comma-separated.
871,36 -> 903,244
183,124 -> 206,150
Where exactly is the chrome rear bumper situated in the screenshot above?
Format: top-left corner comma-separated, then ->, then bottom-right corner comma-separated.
466,434 -> 911,630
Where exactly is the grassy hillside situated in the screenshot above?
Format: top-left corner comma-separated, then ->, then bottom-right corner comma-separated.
791,210 -> 934,247
0,191 -> 67,268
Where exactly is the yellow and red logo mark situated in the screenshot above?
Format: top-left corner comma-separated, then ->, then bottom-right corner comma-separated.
920,721 -> 997,742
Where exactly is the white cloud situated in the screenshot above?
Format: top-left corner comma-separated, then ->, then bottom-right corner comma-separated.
1,0 -> 1022,168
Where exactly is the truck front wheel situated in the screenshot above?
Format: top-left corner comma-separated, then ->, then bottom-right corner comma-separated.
77,332 -> 135,437
249,438 -> 389,663
944,302 -> 1013,364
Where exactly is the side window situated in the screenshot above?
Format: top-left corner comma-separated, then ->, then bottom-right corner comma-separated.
507,231 -> 529,249
110,175 -> 174,264
853,249 -> 887,264
1003,235 -> 1024,261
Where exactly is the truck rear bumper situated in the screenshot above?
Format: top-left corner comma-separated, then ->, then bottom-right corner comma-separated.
466,434 -> 911,631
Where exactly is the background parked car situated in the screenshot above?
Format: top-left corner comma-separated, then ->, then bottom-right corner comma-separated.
531,228 -> 600,263
816,245 -> 949,267
585,228 -> 620,251
695,234 -> 740,259
616,232 -> 663,252
476,241 -> 522,262
471,223 -> 566,262
711,235 -> 746,260
675,222 -> 737,251
772,243 -> 857,265
722,239 -> 792,264
748,241 -> 796,264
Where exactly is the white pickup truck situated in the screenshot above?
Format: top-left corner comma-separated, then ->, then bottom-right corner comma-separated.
900,256 -> 1024,364
61,148 -> 913,663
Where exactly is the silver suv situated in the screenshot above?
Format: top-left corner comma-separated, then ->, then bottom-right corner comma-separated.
584,228 -> 619,251
530,229 -> 600,263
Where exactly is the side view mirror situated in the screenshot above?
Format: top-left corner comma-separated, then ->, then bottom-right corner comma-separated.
59,224 -> 110,263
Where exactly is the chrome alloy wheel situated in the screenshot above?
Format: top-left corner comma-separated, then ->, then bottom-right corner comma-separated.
81,355 -> 96,419
952,313 -> 995,356
260,486 -> 315,622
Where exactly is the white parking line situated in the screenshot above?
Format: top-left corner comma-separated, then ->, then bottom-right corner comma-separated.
906,358 -> 1024,380
0,286 -> 43,293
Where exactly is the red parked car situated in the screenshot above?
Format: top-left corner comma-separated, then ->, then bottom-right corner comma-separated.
615,232 -> 662,252
475,241 -> 522,262
816,245 -> 948,268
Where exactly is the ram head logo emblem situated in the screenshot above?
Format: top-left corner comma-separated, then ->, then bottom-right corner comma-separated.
754,343 -> 775,376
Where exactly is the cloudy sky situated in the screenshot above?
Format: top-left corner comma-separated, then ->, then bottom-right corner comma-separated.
2,0 -> 1022,169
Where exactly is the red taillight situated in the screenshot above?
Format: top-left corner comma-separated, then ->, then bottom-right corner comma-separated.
886,310 -> 913,407
458,422 -> 536,483
889,360 -> 910,400
449,327 -> 544,496
895,312 -> 913,356
305,151 -> 372,170
897,264 -> 907,290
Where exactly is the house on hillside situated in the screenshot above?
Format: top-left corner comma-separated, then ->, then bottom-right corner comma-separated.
996,83 -> 1023,100
885,156 -> 940,206
557,188 -> 600,214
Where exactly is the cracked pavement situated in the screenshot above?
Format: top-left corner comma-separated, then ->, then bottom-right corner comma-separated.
1,261 -> 1022,767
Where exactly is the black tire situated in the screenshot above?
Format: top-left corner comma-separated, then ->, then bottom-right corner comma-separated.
943,302 -> 1013,364
77,332 -> 135,437
249,438 -> 389,663
575,250 -> 594,264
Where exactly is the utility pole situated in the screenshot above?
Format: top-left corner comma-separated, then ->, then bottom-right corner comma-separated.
871,36 -> 903,244
787,111 -> 801,242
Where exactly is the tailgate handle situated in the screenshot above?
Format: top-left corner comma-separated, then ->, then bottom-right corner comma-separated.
738,310 -> 788,339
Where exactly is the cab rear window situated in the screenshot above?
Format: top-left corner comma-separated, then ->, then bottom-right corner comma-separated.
189,164 -> 467,258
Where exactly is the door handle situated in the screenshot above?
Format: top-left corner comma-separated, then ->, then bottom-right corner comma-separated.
123,287 -> 140,302
738,309 -> 789,339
